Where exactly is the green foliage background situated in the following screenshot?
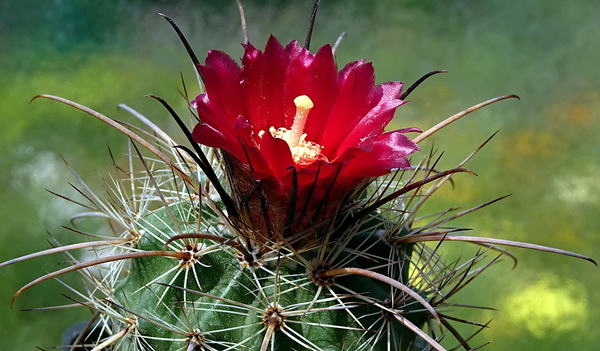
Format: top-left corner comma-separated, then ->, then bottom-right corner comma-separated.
0,0 -> 598,349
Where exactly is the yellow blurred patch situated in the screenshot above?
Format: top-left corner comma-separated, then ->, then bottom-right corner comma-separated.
500,273 -> 588,338
549,90 -> 600,127
499,129 -> 561,171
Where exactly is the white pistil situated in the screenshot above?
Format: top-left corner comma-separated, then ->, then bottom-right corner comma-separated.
288,95 -> 314,148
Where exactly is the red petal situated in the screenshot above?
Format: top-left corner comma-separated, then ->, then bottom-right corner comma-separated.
193,93 -> 239,141
339,85 -> 405,151
341,130 -> 420,177
263,36 -> 289,130
316,61 -> 380,155
280,42 -> 338,130
237,142 -> 274,180
259,133 -> 294,179
337,81 -> 406,153
197,50 -> 245,126
192,122 -> 243,159
241,36 -> 288,133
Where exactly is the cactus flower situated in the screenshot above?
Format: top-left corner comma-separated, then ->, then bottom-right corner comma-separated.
192,35 -> 420,238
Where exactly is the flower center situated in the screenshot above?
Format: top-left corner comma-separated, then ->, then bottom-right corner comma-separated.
260,95 -> 326,165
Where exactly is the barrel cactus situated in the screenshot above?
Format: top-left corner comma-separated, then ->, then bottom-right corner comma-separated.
2,3 -> 594,351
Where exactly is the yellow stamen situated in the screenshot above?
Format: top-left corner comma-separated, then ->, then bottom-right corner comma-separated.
258,95 -> 326,165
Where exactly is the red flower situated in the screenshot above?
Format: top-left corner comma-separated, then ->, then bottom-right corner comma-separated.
192,35 -> 420,239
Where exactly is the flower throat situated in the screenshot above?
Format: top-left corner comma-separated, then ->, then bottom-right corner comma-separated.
259,95 -> 326,165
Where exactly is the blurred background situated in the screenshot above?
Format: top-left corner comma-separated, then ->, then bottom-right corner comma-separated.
0,0 -> 598,349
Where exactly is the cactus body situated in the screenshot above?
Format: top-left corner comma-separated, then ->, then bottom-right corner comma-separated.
109,185 -> 429,350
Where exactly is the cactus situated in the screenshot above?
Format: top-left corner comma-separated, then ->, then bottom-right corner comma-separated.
2,3 -> 595,351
